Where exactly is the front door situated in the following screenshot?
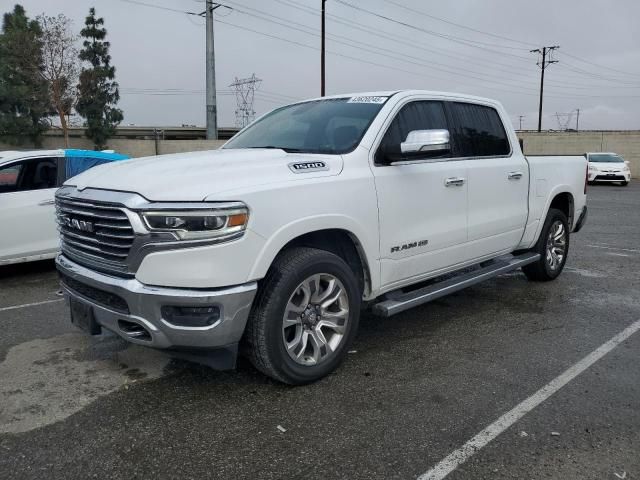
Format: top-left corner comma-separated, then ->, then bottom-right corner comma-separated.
371,100 -> 469,290
0,157 -> 60,263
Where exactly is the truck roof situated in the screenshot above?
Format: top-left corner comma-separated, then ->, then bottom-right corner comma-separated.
302,90 -> 501,106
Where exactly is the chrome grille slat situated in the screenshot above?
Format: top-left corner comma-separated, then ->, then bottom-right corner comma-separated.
56,205 -> 128,220
95,231 -> 135,240
94,221 -> 133,230
56,198 -> 124,211
59,227 -> 132,249
61,237 -> 129,258
56,196 -> 135,274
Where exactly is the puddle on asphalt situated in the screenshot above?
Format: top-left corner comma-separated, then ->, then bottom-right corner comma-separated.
0,334 -> 169,434
564,267 -> 608,278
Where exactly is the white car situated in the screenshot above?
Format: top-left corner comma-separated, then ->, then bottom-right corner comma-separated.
55,91 -> 588,384
0,149 -> 129,265
587,152 -> 631,186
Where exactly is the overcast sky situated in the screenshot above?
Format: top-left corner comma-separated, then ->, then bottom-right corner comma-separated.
5,0 -> 640,130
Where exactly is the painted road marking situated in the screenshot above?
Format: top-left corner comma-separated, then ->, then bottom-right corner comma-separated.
418,319 -> 640,480
586,244 -> 640,254
0,298 -> 64,313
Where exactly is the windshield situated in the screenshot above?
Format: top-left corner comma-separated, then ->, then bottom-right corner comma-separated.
223,96 -> 388,154
589,153 -> 624,163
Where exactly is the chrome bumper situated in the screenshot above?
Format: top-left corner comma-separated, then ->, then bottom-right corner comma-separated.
56,255 -> 257,356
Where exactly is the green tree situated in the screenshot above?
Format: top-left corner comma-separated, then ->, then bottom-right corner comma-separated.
76,7 -> 122,149
0,4 -> 49,145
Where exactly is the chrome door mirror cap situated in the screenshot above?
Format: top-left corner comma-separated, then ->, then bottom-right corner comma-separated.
400,129 -> 450,154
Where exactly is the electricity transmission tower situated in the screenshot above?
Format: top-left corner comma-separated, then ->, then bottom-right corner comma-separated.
530,45 -> 560,132
555,111 -> 575,131
229,74 -> 262,128
555,109 -> 581,131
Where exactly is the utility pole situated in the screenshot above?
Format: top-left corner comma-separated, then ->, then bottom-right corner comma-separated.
518,115 -> 525,130
576,108 -> 580,131
530,45 -> 559,132
205,0 -> 220,139
321,0 -> 326,96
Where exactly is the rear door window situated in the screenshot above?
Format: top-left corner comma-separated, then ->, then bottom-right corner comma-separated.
447,102 -> 510,157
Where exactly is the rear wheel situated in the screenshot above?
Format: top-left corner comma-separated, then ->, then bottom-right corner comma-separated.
243,247 -> 360,384
522,208 -> 570,281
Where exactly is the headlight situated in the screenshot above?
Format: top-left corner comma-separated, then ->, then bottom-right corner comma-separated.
588,165 -> 597,172
141,206 -> 248,240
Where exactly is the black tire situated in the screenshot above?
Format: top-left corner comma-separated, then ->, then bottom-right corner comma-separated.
243,247 -> 361,385
522,208 -> 570,282
621,181 -> 629,187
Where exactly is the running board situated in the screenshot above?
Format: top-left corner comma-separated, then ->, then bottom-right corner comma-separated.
372,252 -> 540,317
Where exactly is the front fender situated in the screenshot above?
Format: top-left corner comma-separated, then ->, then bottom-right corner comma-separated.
248,214 -> 380,298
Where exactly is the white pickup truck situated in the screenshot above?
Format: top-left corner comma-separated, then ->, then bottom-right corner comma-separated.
56,91 -> 588,384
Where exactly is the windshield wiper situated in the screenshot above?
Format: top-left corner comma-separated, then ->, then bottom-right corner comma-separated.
247,146 -> 304,153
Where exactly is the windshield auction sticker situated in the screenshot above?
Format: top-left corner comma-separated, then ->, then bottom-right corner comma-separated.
347,96 -> 388,104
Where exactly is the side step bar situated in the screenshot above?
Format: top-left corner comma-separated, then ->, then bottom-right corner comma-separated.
372,252 -> 540,317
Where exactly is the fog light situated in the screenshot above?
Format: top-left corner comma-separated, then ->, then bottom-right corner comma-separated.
161,305 -> 220,327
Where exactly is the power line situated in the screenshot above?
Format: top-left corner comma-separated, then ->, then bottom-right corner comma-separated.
215,2 -> 551,93
332,0 -> 533,55
559,51 -> 640,79
115,0 -> 640,103
382,0 -> 536,48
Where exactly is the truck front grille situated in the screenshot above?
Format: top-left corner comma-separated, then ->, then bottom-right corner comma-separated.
56,197 -> 135,276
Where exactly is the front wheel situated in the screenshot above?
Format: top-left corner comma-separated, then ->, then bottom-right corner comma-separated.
621,181 -> 629,187
243,247 -> 361,384
522,208 -> 570,281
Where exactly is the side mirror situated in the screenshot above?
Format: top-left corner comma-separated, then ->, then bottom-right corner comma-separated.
400,129 -> 450,155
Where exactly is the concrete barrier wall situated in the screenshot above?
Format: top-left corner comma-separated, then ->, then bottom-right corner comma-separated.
518,131 -> 640,177
2,131 -> 639,176
0,137 -> 226,158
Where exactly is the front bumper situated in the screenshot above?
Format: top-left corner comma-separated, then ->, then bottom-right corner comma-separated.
56,255 -> 257,366
588,171 -> 630,182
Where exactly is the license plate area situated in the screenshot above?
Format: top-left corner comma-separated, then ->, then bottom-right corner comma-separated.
69,297 -> 101,335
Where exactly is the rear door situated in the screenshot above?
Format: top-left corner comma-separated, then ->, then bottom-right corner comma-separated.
371,99 -> 469,289
447,102 -> 528,259
0,156 -> 61,263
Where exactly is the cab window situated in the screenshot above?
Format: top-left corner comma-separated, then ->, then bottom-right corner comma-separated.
376,101 -> 449,164
447,102 -> 510,157
0,157 -> 59,193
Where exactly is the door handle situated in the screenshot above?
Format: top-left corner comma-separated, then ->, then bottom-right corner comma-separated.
38,199 -> 55,206
508,171 -> 524,180
445,177 -> 465,187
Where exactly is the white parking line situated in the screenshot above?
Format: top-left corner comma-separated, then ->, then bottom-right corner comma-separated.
586,244 -> 640,254
418,319 -> 640,480
0,298 -> 64,313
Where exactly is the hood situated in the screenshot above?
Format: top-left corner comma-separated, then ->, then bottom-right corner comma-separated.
590,162 -> 626,171
68,148 -> 343,201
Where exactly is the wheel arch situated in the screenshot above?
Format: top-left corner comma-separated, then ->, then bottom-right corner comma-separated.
249,224 -> 376,299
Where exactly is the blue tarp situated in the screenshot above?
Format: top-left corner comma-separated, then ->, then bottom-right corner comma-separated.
64,149 -> 129,178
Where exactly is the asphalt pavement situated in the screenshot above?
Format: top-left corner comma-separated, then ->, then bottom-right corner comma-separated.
0,182 -> 638,479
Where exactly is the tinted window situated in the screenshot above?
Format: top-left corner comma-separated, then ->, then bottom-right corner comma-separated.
377,101 -> 449,163
589,154 -> 624,163
224,97 -> 387,154
448,102 -> 510,157
0,157 -> 58,194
